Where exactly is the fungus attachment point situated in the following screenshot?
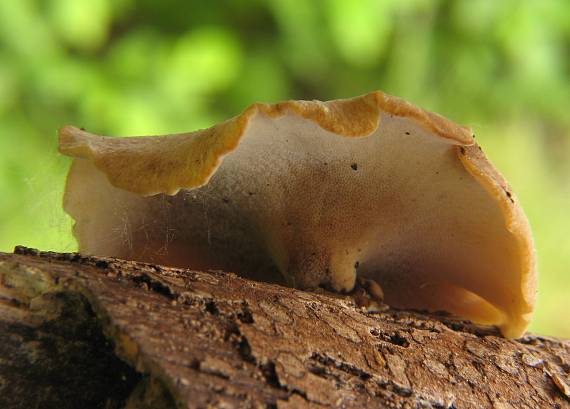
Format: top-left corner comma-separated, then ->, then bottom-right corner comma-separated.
59,91 -> 536,338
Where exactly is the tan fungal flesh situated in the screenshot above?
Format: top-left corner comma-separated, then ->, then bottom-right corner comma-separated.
59,91 -> 536,338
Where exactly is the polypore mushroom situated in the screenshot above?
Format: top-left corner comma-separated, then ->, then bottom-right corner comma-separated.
59,91 -> 536,338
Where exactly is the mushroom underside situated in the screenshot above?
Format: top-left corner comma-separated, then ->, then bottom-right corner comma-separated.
62,110 -> 533,338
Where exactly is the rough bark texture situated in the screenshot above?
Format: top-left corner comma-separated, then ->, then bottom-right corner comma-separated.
0,247 -> 568,409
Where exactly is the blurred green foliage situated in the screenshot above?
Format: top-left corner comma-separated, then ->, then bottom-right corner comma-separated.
0,0 -> 569,336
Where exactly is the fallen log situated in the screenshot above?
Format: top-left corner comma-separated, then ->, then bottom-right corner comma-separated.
0,247 -> 568,408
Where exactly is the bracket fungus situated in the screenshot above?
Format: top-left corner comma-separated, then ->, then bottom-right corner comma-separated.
59,91 -> 536,338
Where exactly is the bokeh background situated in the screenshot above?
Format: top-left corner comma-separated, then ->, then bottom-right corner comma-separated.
0,1 -> 568,336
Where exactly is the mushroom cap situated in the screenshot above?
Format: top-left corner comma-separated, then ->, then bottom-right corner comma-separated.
59,91 -> 536,338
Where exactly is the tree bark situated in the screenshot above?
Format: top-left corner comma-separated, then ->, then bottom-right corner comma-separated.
0,247 -> 568,409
